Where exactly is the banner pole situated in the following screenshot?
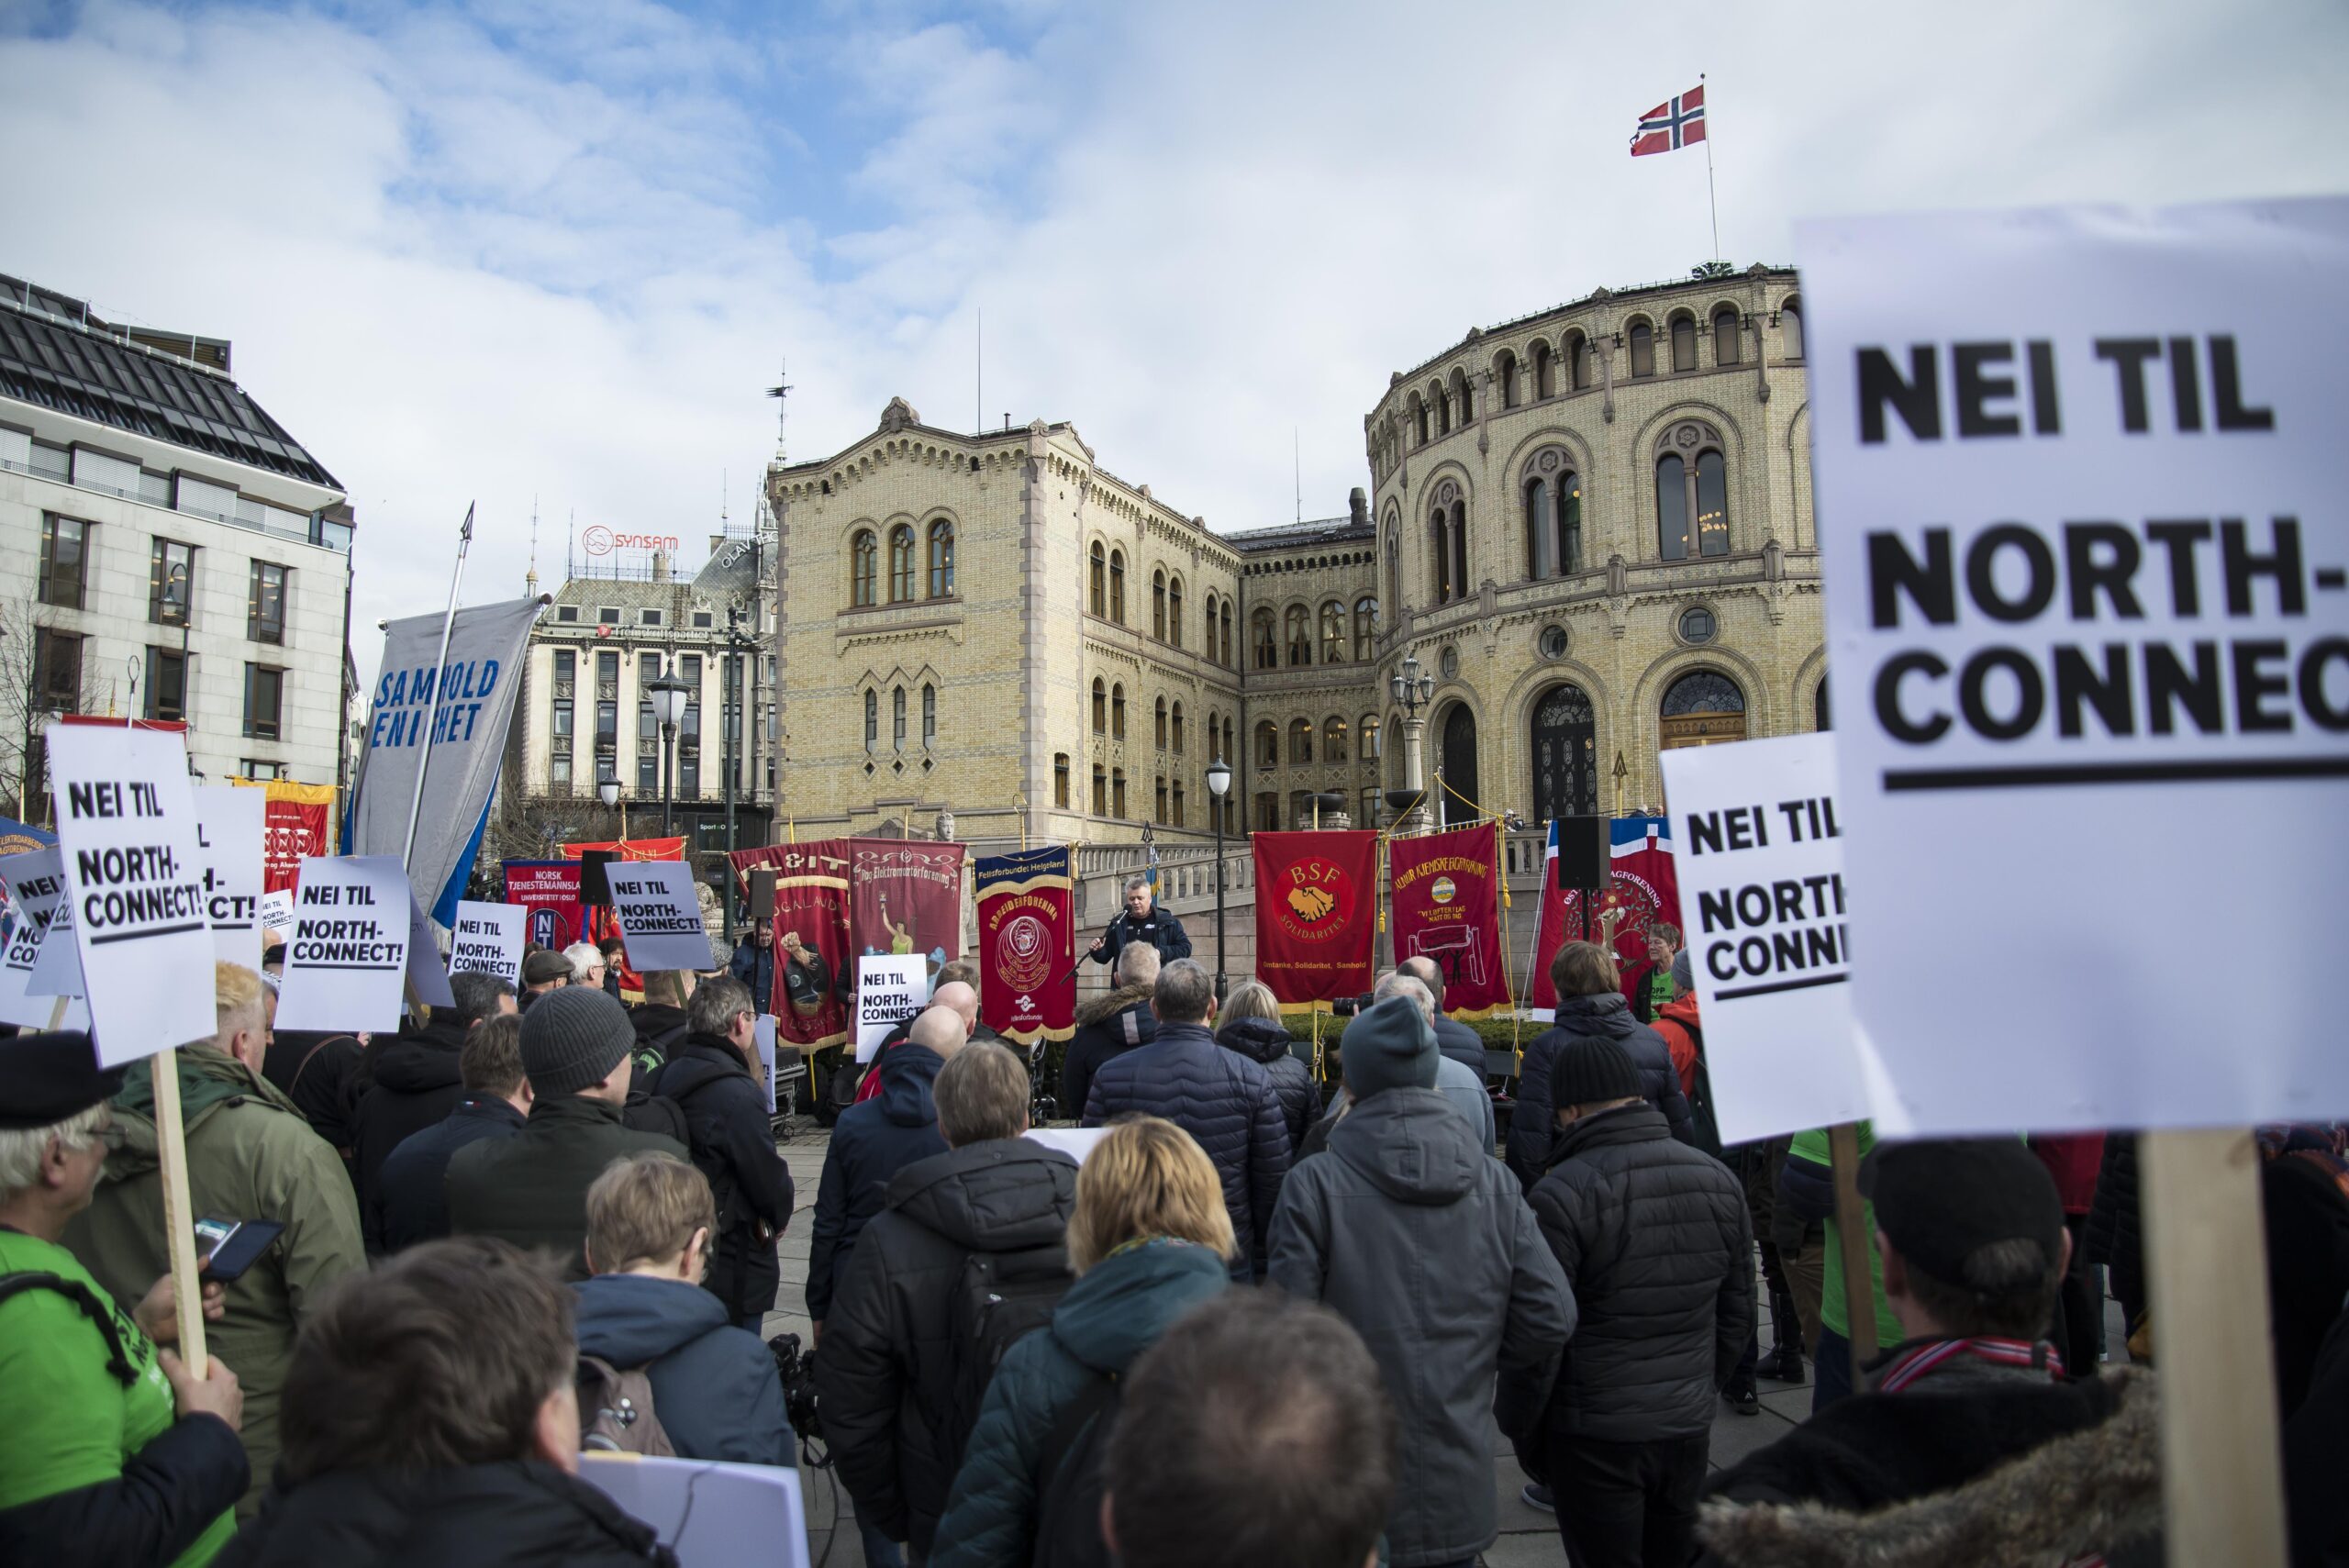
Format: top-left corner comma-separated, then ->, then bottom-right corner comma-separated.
149,1049 -> 209,1378
398,503 -> 475,881
1827,1121 -> 1876,1367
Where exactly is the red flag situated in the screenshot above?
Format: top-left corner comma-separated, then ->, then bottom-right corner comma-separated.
1251,829 -> 1378,1006
731,840 -> 853,1051
849,840 -> 967,981
1525,822 -> 1606,1020
1388,822 -> 1511,1018
1631,84 -> 1706,156
503,859 -> 585,953
974,846 -> 1076,1044
1601,817 -> 1683,1009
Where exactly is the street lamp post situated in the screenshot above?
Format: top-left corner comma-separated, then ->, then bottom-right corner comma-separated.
1387,651 -> 1436,833
647,669 -> 690,836
1205,756 -> 1231,1002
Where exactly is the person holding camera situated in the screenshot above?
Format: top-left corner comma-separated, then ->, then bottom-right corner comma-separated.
1084,877 -> 1192,970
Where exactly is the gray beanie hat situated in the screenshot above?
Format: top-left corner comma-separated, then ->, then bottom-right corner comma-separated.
518,986 -> 634,1098
1339,995 -> 1438,1100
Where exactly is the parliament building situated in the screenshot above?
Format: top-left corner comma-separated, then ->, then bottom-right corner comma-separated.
764,263 -> 1825,849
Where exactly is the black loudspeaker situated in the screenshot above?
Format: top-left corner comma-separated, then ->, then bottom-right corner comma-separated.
749,869 -> 776,920
580,850 -> 618,907
1555,816 -> 1608,892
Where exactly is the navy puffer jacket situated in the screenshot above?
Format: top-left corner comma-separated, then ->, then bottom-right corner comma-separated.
1214,1016 -> 1321,1154
1083,1021 -> 1291,1277
807,1042 -> 949,1320
1508,991 -> 1695,1185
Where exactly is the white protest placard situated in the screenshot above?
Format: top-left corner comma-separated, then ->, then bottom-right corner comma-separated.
27,882 -> 86,999
1024,1127 -> 1108,1165
607,859 -> 713,973
1661,732 -> 1874,1144
404,886 -> 456,1010
755,1013 -> 778,1115
577,1453 -> 810,1568
1798,196 -> 2349,1133
0,846 -> 87,1029
855,954 -> 930,1062
45,724 -> 218,1065
194,785 -> 266,967
258,888 -> 295,942
447,900 -> 525,986
274,856 -> 418,1033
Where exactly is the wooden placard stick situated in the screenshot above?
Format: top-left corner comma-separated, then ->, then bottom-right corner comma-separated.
1827,1121 -> 1877,1366
147,1046 -> 208,1377
46,995 -> 71,1030
2143,1129 -> 2286,1567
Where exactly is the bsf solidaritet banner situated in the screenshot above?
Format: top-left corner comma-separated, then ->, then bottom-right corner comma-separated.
974,845 -> 1075,1044
731,841 -> 852,1051
851,840 -> 965,980
1251,829 -> 1377,1007
1388,822 -> 1509,1018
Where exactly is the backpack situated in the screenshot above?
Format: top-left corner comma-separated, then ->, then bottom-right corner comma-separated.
576,1353 -> 676,1456
1030,1371 -> 1119,1568
633,1023 -> 689,1079
941,1243 -> 1074,1474
0,1272 -> 138,1385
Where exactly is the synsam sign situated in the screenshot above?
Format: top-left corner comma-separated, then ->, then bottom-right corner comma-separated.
369,659 -> 503,749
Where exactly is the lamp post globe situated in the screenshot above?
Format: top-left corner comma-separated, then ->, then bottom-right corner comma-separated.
597,778 -> 619,809
646,671 -> 691,835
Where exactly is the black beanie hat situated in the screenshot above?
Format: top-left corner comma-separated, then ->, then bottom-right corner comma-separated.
1862,1139 -> 2065,1290
1339,995 -> 1437,1099
1549,1037 -> 1642,1109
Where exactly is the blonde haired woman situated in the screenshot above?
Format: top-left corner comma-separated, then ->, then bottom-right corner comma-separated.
929,1118 -> 1232,1568
1212,979 -> 1320,1154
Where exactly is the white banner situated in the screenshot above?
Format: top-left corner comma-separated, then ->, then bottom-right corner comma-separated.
259,887 -> 295,941
447,900 -> 526,987
195,784 -> 266,967
608,860 -> 713,973
1798,195 -> 2349,1132
46,725 -> 218,1065
1661,732 -> 1874,1144
577,1453 -> 809,1568
755,1013 -> 778,1115
0,847 -> 86,1030
275,856 -> 421,1034
855,954 -> 930,1062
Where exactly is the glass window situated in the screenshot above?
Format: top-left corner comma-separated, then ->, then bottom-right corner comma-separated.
144,647 -> 186,721
1679,606 -> 1718,643
1255,792 -> 1280,831
893,686 -> 907,751
1108,550 -> 1126,623
1089,543 -> 1105,616
556,605 -> 579,622
1111,684 -> 1126,740
1540,625 -> 1569,661
39,516 -> 88,609
927,520 -> 955,597
1152,570 -> 1167,639
1111,769 -> 1127,819
1782,297 -> 1804,360
1154,696 -> 1167,750
1171,702 -> 1185,755
1167,576 -> 1183,648
680,655 -> 702,747
1255,720 -> 1279,767
242,664 -> 284,740
1572,334 -> 1594,390
29,440 -> 70,481
638,740 -> 658,795
679,745 -> 699,797
1093,679 -> 1107,733
1320,602 -> 1343,664
1219,601 -> 1233,666
693,611 -> 713,628
1154,776 -> 1168,824
35,629 -> 82,714
888,526 -> 916,602
1354,596 -> 1376,661
249,561 -> 287,644
923,684 -> 937,748
1289,718 -> 1313,764
1696,450 -> 1730,557
852,530 -> 877,606
150,539 -> 195,627
1325,717 -> 1349,762
1253,610 -> 1277,669
1533,342 -> 1555,400
551,754 -> 572,793
1362,713 -> 1380,761
1092,767 -> 1108,817
1524,479 -> 1553,580
1656,454 -> 1690,560
1172,781 -> 1186,828
1671,315 -> 1698,373
598,606 -> 619,625
1054,752 -> 1070,807
865,690 -> 878,751
1713,306 -> 1741,365
1561,476 -> 1583,573
1629,322 -> 1654,378
1286,606 -> 1310,666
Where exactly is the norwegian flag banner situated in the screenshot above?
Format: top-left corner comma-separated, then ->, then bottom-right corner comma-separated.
1631,84 -> 1706,156
1524,817 -> 1684,1019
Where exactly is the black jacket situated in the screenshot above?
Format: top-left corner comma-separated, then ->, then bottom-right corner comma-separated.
815,1139 -> 1080,1553
1084,906 -> 1192,967
216,1460 -> 675,1568
2288,1305 -> 2349,1568
647,1034 -> 796,1322
573,1273 -> 792,1466
1508,992 -> 1695,1183
0,1410 -> 246,1568
2085,1133 -> 2143,1314
807,1042 -> 950,1320
261,1031 -> 367,1159
1516,1102 -> 1752,1444
1214,1016 -> 1320,1154
350,1020 -> 471,1216
443,1095 -> 686,1279
1432,1015 -> 1486,1078
368,1097 -> 524,1254
626,1004 -> 693,1070
1059,983 -> 1156,1125
1085,1021 -> 1290,1278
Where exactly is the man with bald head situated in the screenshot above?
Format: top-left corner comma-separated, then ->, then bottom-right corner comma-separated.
809,1003 -> 969,1336
853,977 -> 990,1107
1397,954 -> 1489,1079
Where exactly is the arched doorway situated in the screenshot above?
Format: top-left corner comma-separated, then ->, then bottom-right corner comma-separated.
1439,703 -> 1479,827
1531,683 -> 1598,821
1660,669 -> 1747,749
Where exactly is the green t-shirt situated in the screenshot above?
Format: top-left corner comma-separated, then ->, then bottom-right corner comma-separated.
0,1229 -> 236,1566
1787,1122 -> 1904,1351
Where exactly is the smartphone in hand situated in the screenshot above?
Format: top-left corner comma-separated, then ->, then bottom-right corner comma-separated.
194,1218 -> 285,1283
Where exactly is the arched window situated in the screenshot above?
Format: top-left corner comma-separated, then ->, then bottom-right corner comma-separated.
1571,331 -> 1594,390
1670,313 -> 1698,373
1656,422 -> 1731,560
1532,340 -> 1556,399
926,519 -> 955,597
1285,605 -> 1310,665
1523,455 -> 1584,579
1053,752 -> 1070,806
863,689 -> 877,752
1656,453 -> 1689,561
1089,542 -> 1106,616
1112,768 -> 1127,818
1353,596 -> 1376,661
1450,368 -> 1473,424
892,685 -> 907,750
1429,488 -> 1469,605
887,524 -> 916,601
1108,550 -> 1126,623
1815,676 -> 1831,731
1288,717 -> 1313,764
1531,682 -> 1598,821
1695,450 -> 1729,556
1111,683 -> 1126,740
1384,519 -> 1401,614
1252,608 -> 1277,668
922,684 -> 936,747
1629,321 -> 1655,378
1432,382 -> 1452,436
1319,601 -> 1344,663
1154,776 -> 1167,824
1660,669 -> 1748,749
1171,701 -> 1185,754
851,529 -> 877,606
1523,477 -> 1553,580
1713,306 -> 1741,366
1219,600 -> 1234,666
1092,765 -> 1107,816
1152,569 -> 1167,639
1324,716 -> 1349,762
1092,677 -> 1107,733
1361,713 -> 1380,761
1201,592 -> 1216,658
1255,719 -> 1279,767
1781,295 -> 1804,360
1167,575 -> 1183,648
1221,716 -> 1236,769
1154,695 -> 1168,750
1172,780 -> 1186,828
1411,392 -> 1429,446
1496,350 -> 1519,409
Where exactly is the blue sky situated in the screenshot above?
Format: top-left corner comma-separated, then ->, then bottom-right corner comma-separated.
2,0 -> 2343,651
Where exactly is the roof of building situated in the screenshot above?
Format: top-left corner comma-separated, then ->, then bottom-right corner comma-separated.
1225,515 -> 1375,554
0,287 -> 340,489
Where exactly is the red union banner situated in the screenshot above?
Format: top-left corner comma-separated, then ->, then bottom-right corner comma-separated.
850,840 -> 966,979
730,840 -> 853,1051
1389,822 -> 1510,1018
504,860 -> 584,953
1252,829 -> 1378,1006
1527,816 -> 1680,1018
974,846 -> 1075,1044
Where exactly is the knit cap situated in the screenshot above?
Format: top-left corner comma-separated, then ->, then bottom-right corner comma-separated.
1549,1037 -> 1642,1110
518,986 -> 634,1097
1339,995 -> 1437,1099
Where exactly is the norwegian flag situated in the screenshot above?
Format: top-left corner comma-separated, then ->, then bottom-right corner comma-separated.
1631,84 -> 1705,156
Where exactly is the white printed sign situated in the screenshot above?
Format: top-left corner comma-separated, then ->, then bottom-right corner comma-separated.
46,725 -> 218,1065
1023,1127 -> 1109,1165
27,882 -> 86,1000
447,900 -> 526,986
854,954 -> 930,1062
274,856 -> 420,1033
578,1453 -> 810,1568
258,888 -> 295,941
0,847 -> 87,1029
1661,732 -> 1873,1144
194,785 -> 266,966
1798,196 -> 2349,1132
755,1014 -> 778,1115
607,860 -> 713,973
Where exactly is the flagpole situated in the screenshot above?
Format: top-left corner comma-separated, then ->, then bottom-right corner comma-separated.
1702,72 -> 1720,262
400,503 -> 474,879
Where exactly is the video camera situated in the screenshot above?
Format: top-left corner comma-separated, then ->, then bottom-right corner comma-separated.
768,1331 -> 821,1443
1328,992 -> 1375,1018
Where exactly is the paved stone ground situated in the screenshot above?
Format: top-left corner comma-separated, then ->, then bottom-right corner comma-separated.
758,1120 -> 2123,1567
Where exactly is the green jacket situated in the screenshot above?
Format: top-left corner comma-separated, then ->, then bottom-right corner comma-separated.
64,1046 -> 366,1518
1787,1122 -> 1903,1351
444,1094 -> 685,1279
